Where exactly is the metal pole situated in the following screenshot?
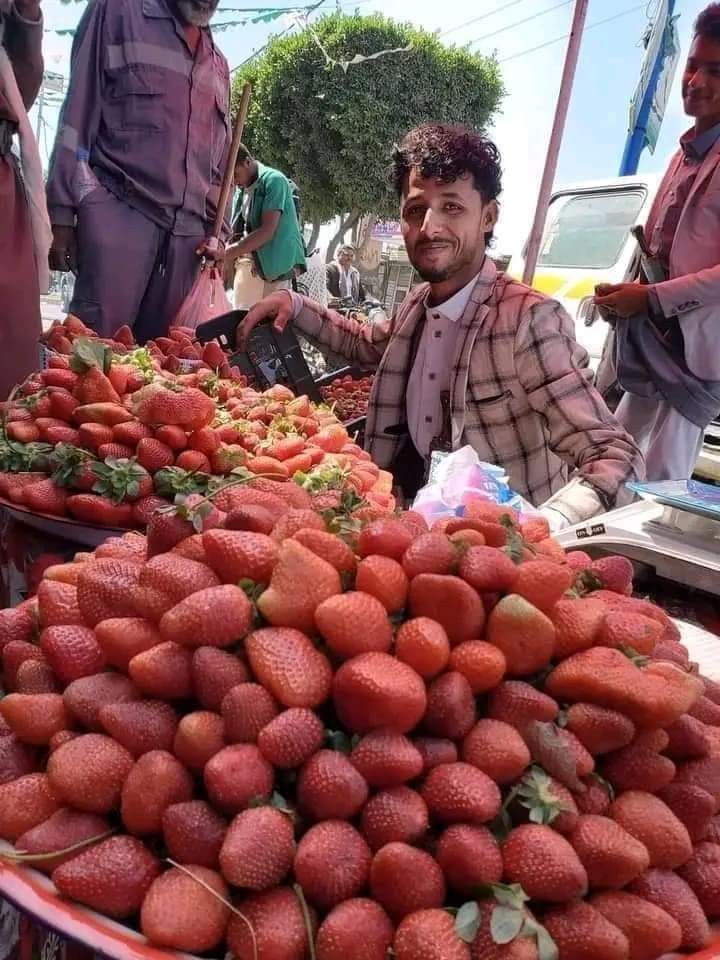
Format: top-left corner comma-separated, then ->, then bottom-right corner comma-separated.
522,0 -> 589,286
35,76 -> 45,144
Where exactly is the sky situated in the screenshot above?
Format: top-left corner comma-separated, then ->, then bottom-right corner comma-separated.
32,0 -> 702,254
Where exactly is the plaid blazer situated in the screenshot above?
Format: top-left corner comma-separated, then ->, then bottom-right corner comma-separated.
293,258 -> 644,521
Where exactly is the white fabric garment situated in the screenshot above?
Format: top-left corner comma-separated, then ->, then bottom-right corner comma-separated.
406,272 -> 480,457
339,266 -> 352,300
0,15 -> 52,294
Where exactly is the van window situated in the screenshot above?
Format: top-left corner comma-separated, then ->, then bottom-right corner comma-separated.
538,189 -> 647,269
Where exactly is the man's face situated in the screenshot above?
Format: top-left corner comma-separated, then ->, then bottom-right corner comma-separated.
401,170 -> 498,284
173,0 -> 220,27
234,159 -> 254,188
338,249 -> 354,268
683,35 -> 720,127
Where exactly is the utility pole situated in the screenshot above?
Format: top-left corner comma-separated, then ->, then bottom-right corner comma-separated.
522,0 -> 589,286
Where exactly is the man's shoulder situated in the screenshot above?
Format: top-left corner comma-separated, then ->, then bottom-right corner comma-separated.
494,274 -> 554,315
260,165 -> 291,187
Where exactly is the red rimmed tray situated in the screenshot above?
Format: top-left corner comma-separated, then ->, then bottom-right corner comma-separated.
0,497 -> 128,549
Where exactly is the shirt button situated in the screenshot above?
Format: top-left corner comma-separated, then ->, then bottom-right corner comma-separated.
428,373 -> 436,381
425,416 -> 433,423
433,314 -> 440,320
433,330 -> 442,338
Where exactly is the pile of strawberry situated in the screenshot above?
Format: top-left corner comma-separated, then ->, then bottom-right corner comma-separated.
2,322 -> 390,528
318,373 -> 374,425
0,490 -> 718,960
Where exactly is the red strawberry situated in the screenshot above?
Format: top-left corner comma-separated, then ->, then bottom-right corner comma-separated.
140,866 -> 230,952
222,682 -> 278,743
350,729 -> 423,788
42,367 -> 79,390
172,711 -> 224,770
37,580 -> 84,628
133,383 -> 216,431
67,494 -> 134,527
47,733 -> 133,813
22,479 -> 68,517
678,841 -> 720,918
219,805 -> 294,890
246,626 -> 333,709
292,528 -> 356,575
0,773 -> 60,841
112,420 -> 154,447
356,555 -> 409,613
257,540 -> 342,633
569,813 -> 650,889
395,617 -> 451,679
154,424 -> 188,451
437,824 -> 503,896
657,783 -> 716,842
413,737 -> 458,773
97,442 -> 135,460
0,734 -> 39,785
40,625 -> 106,684
13,658 -> 58,694
298,748 -> 369,820
370,842 -> 446,920
99,698 -> 177,758
462,719 -> 531,785
358,519 -> 415,560
15,808 -> 111,873
294,820 -> 371,909
448,640 -> 506,694
76,558 -> 142,626
140,552 -> 219,602
2,640 -> 46,691
423,671 -> 476,739
401,532 -> 456,578
136,437 -> 175,472
565,703 -> 636,756
225,503 -> 276,534
226,886 -> 311,960
73,402 -> 134,426
610,790 -> 692,869
486,595 -> 556,676
120,749 -> 193,834
160,584 -> 252,649
176,449 -> 212,472
394,910 -> 470,960
316,898 -> 393,960
488,680 -> 560,728
94,617 -> 161,670
49,388 -> 79,421
408,574 -> 485,644
6,421 -> 40,442
333,652 -> 426,735
543,902 -> 628,960
129,641 -> 193,700
630,869 -> 711,951
78,421 -> 114,451
191,646 -> 248,711
63,673 -> 139,731
422,761 -> 501,826
591,890 -> 682,960
360,785 -> 428,851
45,425 -> 82,446
0,692 -> 68,746
315,591 -> 393,659
0,605 -> 36,652
132,494 -> 170,526
203,530 -> 280,585
601,742 -> 675,793
503,823 -> 588,901
52,835 -> 160,918
204,744 -> 274,813
162,799 -> 227,868
590,555 -> 634,594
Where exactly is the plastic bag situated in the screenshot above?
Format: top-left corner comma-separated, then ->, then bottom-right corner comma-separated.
411,445 -> 538,524
170,265 -> 232,332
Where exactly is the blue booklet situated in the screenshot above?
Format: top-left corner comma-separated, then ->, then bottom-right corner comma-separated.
627,479 -> 720,522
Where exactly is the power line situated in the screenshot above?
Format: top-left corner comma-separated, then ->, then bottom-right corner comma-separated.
467,0 -> 573,48
498,2 -> 649,63
439,0 -> 527,39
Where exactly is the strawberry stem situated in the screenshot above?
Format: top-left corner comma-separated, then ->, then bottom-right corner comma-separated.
293,883 -> 316,960
2,829 -> 116,863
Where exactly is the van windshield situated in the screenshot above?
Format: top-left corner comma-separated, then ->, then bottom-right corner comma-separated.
538,188 -> 647,270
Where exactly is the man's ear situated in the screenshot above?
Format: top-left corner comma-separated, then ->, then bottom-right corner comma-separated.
482,199 -> 499,235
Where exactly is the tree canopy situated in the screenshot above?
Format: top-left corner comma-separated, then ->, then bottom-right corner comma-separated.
232,12 -> 504,228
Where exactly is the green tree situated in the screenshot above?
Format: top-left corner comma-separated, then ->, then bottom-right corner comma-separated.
232,12 -> 504,256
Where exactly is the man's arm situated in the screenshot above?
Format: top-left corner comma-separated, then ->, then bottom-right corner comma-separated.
4,0 -> 43,108
652,263 -> 720,319
225,209 -> 281,260
515,299 -> 645,525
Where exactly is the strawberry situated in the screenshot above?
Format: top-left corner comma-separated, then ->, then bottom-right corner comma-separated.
0,734 -> 39,785
591,891 -> 682,960
257,539 -> 342,632
52,835 -> 160,918
76,558 -> 142,629
436,824 -> 503,894
222,682 -> 279,743
120,749 -> 193,834
423,671 -> 476,739
192,646 -> 248,711
141,552 -> 220,602
609,790 -> 692,869
355,555 -> 409,613
598,610 -> 663,655
292,527 -> 356,575
162,799 -> 227,868
0,605 -> 36,651
204,744 -> 274,813
49,388 -> 79,421
129,641 -> 193,700
315,591 -> 393,660
551,597 -> 606,659
589,555 -> 634,594
408,574 -> 485,645
225,503 -> 276,534
140,866 -> 230,952
298,749 -> 369,820
73,402 -> 133,426
176,448 -> 212,472
112,420 -> 154,447
630,868 -> 711,951
155,424 -> 189,451
246,626 -> 333,709
564,703 -> 635,756
394,909 -> 470,960
49,730 -> 78,751
42,368 -> 79,390
447,641 -> 505,695
421,762 -> 501,825
690,694 -> 720,726
657,783 -> 716,842
146,496 -> 220,557
401,532 -> 456,579
569,813 -> 650,889
67,493 -> 135,526
114,324 -> 135,347
333,652 -> 427,734
212,483 -> 286,518
513,767 -> 579,834
485,595 -> 556,677
469,900 -> 542,960
361,786 -> 429,851
47,733 -> 133,813
677,841 -> 720,919
74,365 -> 122,405
316,898 -> 393,960
171,709 -> 223,768
0,693 -> 69,745
458,543 -> 521,594
78,422 -> 114,451
512,559 -> 574,612
99,698 -> 177,759
63,673 -> 140,731
350,730 -> 423,788
136,437 -> 175,472
200,530 -> 277,585
40,625 -> 106,684
502,824 -> 588,901
133,382 -> 216,431
462,719 -> 531,784
219,805 -> 294,890
674,755 -> 720,803
393,618 -> 449,680
14,808 -> 111,873
358,518 -> 415,560
0,773 -> 60,840
22,479 -> 68,516
413,737 -> 458,773
543,902 -> 628,960
575,775 -> 613,817
6,420 -> 40,442
294,819 -> 372,909
202,341 -> 226,368
37,579 -> 84,627
160,584 -> 253,649
601,742 -> 675,793
257,708 -> 324,769
15,658 -> 59,694
94,617 -> 161,670
2,640 -> 46,691
226,886 -> 311,960
188,426 -> 221,455
370,842 -> 445,920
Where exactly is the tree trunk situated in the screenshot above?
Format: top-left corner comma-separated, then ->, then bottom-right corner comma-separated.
325,208 -> 362,263
306,219 -> 321,254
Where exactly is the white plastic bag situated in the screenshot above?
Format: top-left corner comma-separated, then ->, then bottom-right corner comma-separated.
171,265 -> 232,332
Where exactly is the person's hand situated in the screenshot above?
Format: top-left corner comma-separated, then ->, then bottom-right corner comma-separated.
236,292 -> 294,348
13,0 -> 42,20
593,282 -> 649,318
196,237 -> 225,262
49,224 -> 77,273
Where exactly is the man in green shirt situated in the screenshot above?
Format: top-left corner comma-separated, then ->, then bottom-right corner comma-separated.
225,144 -> 306,300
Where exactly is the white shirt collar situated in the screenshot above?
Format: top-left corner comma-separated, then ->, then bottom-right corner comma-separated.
424,271 -> 481,323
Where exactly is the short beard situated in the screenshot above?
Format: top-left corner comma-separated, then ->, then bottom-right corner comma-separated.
175,0 -> 216,26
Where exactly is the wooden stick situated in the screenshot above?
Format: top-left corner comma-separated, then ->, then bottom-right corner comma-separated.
212,81 -> 252,240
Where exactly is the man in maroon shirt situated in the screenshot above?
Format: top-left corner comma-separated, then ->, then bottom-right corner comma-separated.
0,0 -> 43,399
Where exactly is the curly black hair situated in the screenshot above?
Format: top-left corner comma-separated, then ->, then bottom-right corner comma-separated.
389,123 -> 502,244
696,3 -> 720,40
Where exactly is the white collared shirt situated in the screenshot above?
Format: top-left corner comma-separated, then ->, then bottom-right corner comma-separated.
406,272 -> 480,457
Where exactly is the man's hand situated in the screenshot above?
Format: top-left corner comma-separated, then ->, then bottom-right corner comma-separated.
236,292 -> 294,348
196,237 -> 225,262
593,282 -> 649,318
49,224 -> 77,273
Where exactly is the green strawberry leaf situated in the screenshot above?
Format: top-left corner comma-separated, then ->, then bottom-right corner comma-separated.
534,923 -> 559,960
455,901 -> 481,944
325,729 -> 352,754
490,906 -> 524,945
70,337 -> 112,375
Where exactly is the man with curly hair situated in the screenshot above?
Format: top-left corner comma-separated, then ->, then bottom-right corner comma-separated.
239,123 -> 644,527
